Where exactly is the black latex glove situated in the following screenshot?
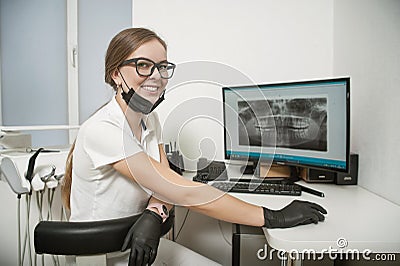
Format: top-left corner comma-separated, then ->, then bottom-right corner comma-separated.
121,209 -> 163,266
263,200 -> 327,228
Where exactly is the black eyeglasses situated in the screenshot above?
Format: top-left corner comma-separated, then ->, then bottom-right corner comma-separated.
119,57 -> 176,79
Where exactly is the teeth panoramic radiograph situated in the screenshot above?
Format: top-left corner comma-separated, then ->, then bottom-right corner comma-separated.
238,98 -> 327,151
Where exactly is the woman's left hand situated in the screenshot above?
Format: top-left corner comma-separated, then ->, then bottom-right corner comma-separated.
121,209 -> 163,266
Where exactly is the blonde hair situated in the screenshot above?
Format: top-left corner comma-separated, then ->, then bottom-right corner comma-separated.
61,28 -> 167,209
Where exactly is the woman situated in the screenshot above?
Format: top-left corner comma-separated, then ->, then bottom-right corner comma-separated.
62,28 -> 327,266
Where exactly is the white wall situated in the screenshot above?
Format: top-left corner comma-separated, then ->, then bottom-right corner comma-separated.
333,0 -> 400,205
134,0 -> 334,171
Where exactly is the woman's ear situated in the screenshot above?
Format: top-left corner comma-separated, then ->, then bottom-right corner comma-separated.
111,69 -> 121,85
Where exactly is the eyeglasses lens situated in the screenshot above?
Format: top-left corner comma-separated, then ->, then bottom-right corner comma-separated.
136,59 -> 154,76
136,59 -> 175,79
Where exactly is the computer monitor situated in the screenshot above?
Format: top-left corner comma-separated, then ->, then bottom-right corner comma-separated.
223,77 -> 350,173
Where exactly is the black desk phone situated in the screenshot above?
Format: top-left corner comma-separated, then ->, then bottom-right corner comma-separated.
193,158 -> 228,183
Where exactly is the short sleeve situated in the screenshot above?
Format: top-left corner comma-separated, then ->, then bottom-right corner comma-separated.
82,120 -> 142,168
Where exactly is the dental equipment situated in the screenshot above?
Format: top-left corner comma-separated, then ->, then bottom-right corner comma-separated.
0,131 -> 32,149
1,147 -> 70,266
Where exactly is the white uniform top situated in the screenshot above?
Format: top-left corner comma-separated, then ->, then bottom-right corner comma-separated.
69,96 -> 163,222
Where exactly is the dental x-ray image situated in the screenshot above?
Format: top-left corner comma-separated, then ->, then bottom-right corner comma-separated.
238,97 -> 327,151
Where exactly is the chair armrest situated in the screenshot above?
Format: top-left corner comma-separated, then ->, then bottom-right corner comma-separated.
34,209 -> 175,255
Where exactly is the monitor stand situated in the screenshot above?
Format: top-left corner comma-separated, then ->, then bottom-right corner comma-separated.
240,163 -> 257,175
245,162 -> 302,179
239,161 -> 269,176
285,166 -> 301,182
240,162 -> 302,181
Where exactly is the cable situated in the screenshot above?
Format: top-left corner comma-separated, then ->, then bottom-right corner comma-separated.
60,205 -> 68,222
175,208 -> 190,241
27,195 -> 33,266
35,191 -> 45,266
218,220 -> 232,246
46,188 -> 52,220
45,187 -> 60,266
60,205 -> 64,221
21,194 -> 33,266
36,192 -> 41,221
21,196 -> 27,265
17,194 -> 22,266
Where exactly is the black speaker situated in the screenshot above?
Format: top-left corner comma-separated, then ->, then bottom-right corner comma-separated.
301,168 -> 336,183
335,153 -> 359,185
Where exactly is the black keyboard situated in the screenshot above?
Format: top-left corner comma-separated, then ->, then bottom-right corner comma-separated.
209,179 -> 302,196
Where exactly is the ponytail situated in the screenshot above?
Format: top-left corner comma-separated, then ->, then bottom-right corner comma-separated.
62,140 -> 76,210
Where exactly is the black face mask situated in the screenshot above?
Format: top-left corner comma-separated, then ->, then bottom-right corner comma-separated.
121,88 -> 165,115
118,71 -> 165,114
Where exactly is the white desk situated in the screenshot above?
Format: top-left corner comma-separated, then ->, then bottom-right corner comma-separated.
232,181 -> 400,254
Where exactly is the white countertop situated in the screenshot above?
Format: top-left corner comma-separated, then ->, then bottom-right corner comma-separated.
184,169 -> 400,253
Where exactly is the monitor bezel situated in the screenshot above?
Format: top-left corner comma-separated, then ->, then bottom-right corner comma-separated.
222,77 -> 350,173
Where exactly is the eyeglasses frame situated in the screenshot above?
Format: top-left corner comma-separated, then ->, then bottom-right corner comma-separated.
119,57 -> 176,79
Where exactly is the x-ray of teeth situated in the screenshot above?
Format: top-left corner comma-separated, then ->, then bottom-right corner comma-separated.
238,97 -> 327,151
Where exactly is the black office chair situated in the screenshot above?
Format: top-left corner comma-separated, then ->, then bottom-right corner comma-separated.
34,211 -> 174,265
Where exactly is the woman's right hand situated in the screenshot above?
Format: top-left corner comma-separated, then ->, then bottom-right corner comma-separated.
263,200 -> 327,228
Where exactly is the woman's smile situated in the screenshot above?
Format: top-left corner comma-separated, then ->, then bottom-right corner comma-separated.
140,84 -> 160,93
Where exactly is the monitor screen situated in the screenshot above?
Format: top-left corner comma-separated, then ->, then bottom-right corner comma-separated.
223,77 -> 350,173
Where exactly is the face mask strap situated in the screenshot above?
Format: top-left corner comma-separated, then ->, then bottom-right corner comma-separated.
149,90 -> 166,112
118,68 -> 135,99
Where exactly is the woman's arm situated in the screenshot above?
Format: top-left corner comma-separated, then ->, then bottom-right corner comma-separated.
158,144 -> 170,168
113,151 -> 264,227
144,144 -> 174,217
